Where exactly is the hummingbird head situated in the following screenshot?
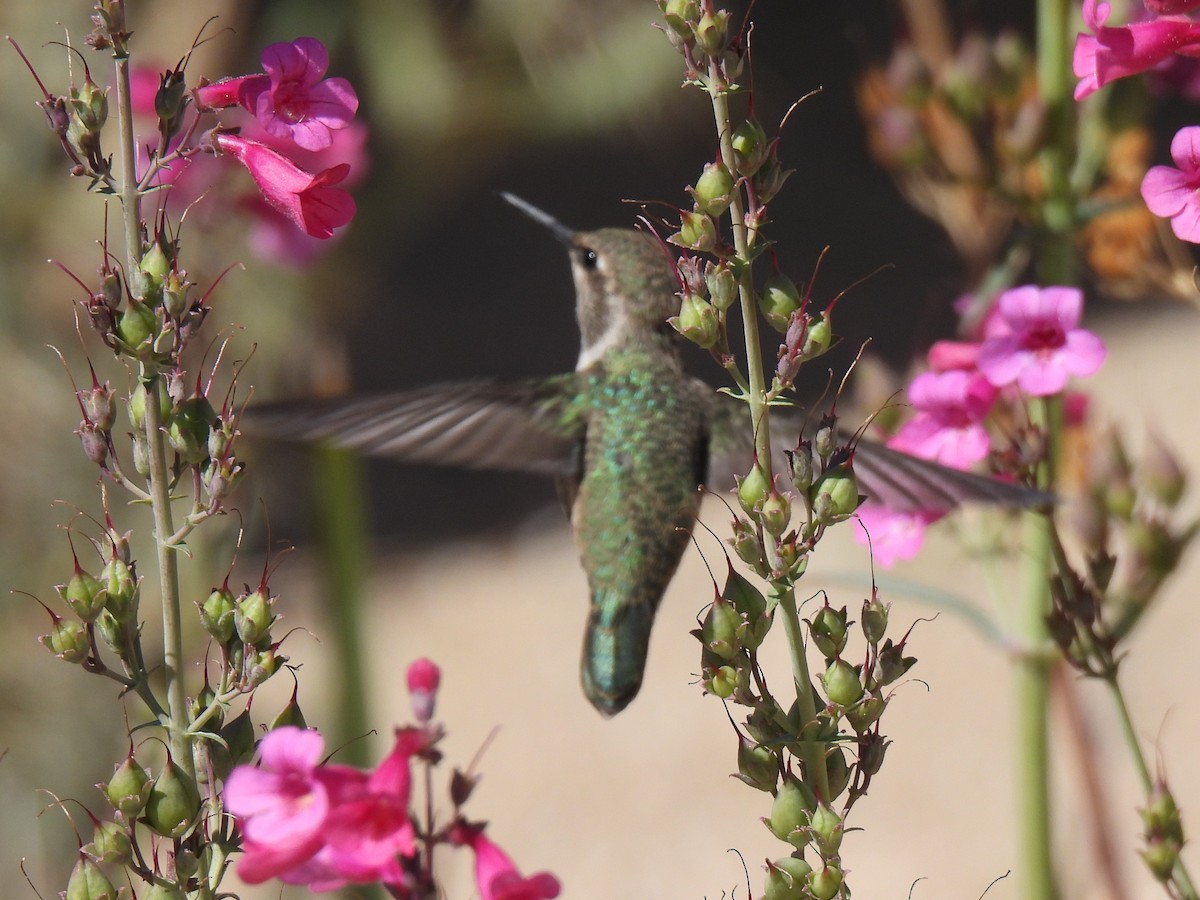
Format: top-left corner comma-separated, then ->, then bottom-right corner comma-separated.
501,194 -> 681,369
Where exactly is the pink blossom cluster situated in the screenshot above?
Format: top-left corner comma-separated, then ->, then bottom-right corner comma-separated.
1073,1 -> 1200,242
224,659 -> 560,899
855,285 -> 1106,566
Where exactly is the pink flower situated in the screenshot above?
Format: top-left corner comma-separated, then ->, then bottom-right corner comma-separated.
455,828 -> 561,900
890,369 -> 998,469
1145,1 -> 1200,14
213,132 -> 356,239
196,38 -> 358,152
976,285 -> 1106,396
853,504 -> 940,568
1073,0 -> 1200,99
225,726 -> 333,883
926,340 -> 981,372
1142,125 -> 1200,241
406,658 -> 441,723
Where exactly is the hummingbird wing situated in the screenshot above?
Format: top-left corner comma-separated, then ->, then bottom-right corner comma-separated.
244,377 -> 586,478
703,389 -> 1048,514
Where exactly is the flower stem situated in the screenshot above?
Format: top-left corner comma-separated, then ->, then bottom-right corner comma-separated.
115,53 -> 192,775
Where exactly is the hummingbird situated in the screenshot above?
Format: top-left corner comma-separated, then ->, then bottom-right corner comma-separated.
250,194 -> 1044,716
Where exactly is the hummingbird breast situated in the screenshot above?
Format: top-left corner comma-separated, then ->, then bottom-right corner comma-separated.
572,352 -> 707,715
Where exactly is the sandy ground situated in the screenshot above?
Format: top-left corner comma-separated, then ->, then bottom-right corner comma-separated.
219,303 -> 1200,899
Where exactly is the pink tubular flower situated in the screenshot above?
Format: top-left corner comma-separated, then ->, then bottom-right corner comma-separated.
455,828 -> 561,900
1073,0 -> 1200,99
213,132 -> 355,239
1142,125 -> 1200,241
406,658 -> 442,723
890,369 -> 998,469
196,38 -> 358,151
853,504 -> 940,568
976,285 -> 1106,396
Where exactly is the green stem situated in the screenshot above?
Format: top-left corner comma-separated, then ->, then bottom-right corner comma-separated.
778,587 -> 829,802
115,53 -> 192,774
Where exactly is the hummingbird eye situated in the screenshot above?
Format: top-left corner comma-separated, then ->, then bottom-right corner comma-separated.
580,248 -> 600,270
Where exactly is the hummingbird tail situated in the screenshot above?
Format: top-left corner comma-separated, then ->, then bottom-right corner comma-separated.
580,591 -> 655,717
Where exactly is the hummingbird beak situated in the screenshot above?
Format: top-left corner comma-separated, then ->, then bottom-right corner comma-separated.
501,192 -> 576,246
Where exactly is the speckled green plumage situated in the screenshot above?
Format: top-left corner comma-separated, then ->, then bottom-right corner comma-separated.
572,346 -> 706,714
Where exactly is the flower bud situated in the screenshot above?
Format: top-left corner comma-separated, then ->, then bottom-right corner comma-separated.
766,776 -> 816,846
142,881 -> 187,900
144,756 -> 201,837
810,457 -> 860,525
801,311 -> 833,360
754,155 -> 794,204
694,9 -> 730,56
167,396 -> 217,465
82,818 -> 132,866
671,210 -> 717,252
661,0 -> 697,40
822,659 -> 864,707
234,588 -> 274,645
729,517 -> 767,574
244,646 -> 283,688
692,161 -> 735,216
760,490 -> 792,537
1142,780 -> 1185,844
732,119 -> 770,176
103,755 -> 151,816
760,273 -> 802,334
77,421 -> 109,466
42,615 -> 89,664
808,606 -> 849,660
808,803 -> 844,856
845,694 -> 887,733
723,566 -> 771,649
406,657 -> 441,723
706,263 -> 738,311
873,638 -> 917,686
72,77 -> 109,132
199,586 -> 236,643
696,593 -> 743,660
93,610 -> 125,657
128,380 -> 171,430
808,863 -> 844,900
786,446 -> 814,493
762,856 -> 813,900
83,382 -> 116,432
735,733 -> 779,792
861,593 -> 889,644
101,555 -> 137,623
65,855 -> 118,900
131,432 -> 151,476
671,293 -> 720,349
162,270 -> 189,320
738,465 -> 771,517
60,565 -> 105,622
115,297 -> 157,350
825,745 -> 852,799
137,238 -> 172,300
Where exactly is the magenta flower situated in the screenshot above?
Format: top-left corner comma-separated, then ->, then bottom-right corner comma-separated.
926,339 -> 981,372
976,285 -> 1106,396
213,132 -> 356,239
455,827 -> 561,900
1145,1 -> 1200,14
406,658 -> 442,723
195,37 -> 358,152
853,504 -> 940,568
225,726 -> 334,883
1073,0 -> 1200,99
890,369 -> 998,469
1142,125 -> 1200,242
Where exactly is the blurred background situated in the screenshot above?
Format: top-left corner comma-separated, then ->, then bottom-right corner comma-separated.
1,0 -> 1198,897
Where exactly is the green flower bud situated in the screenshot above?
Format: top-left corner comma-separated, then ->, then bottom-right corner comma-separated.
101,555 -> 137,623
767,776 -> 816,846
754,155 -> 794,205
131,431 -> 151,476
128,380 -> 171,430
807,802 -> 844,857
144,756 -> 201,837
763,856 -> 813,900
60,566 -> 106,622
93,610 -> 125,657
662,0 -> 697,39
823,659 -> 864,707
692,161 -> 735,217
861,594 -> 889,644
694,9 -> 729,56
708,664 -> 738,698
103,756 -> 151,816
729,517 -> 767,575
738,465 -> 771,517
244,646 -> 283,688
825,745 -> 852,800
72,78 -> 109,132
811,462 -> 860,525
116,297 -> 157,350
671,293 -> 720,349
162,270 -> 189,320
760,490 -> 792,537
732,119 -> 769,176
808,606 -> 849,660
65,855 -> 118,900
723,566 -> 771,649
1142,836 -> 1182,883
845,694 -> 887,733
760,273 -> 802,334
672,210 -> 716,252
138,237 -> 172,298
802,311 -> 833,360
234,588 -> 273,645
142,882 -> 186,900
696,594 -> 743,660
42,617 -> 89,664
82,818 -> 132,866
199,586 -> 236,644
706,263 -> 738,311
808,863 -> 844,900
735,734 -> 779,793
167,396 -> 217,465
1142,780 -> 1185,844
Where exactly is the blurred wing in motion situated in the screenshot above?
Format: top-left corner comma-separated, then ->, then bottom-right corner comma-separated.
243,377 -> 585,478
